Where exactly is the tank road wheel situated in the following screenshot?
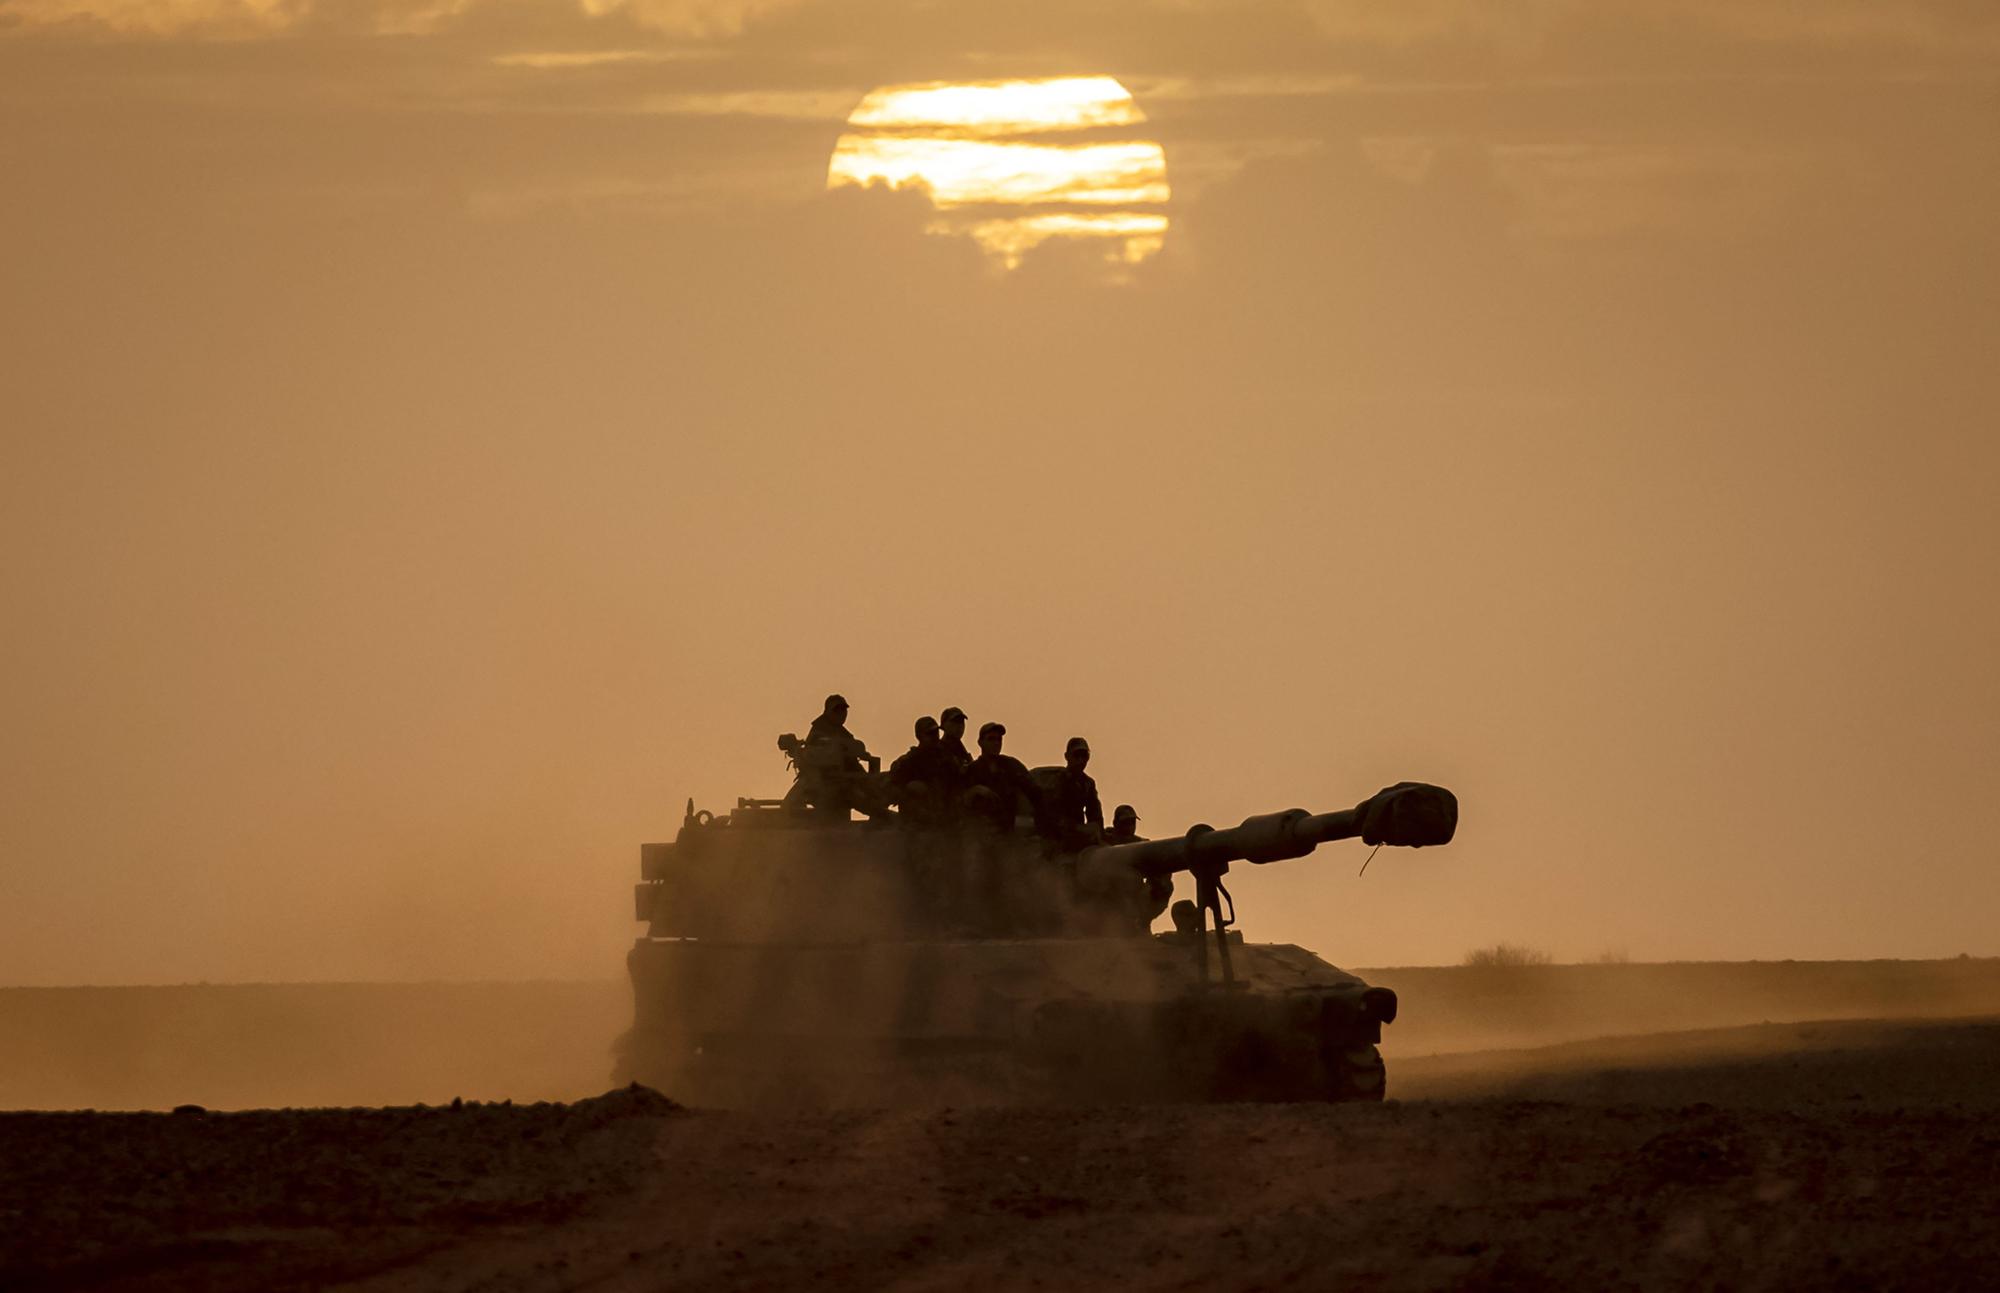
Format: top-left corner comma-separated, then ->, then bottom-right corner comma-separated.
1325,1043 -> 1387,1102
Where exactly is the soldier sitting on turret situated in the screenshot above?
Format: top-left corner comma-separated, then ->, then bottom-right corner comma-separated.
787,693 -> 887,819
937,706 -> 973,778
966,721 -> 1041,832
887,714 -> 957,825
1035,736 -> 1104,849
1106,802 -> 1141,845
1107,804 -> 1175,930
807,694 -> 867,759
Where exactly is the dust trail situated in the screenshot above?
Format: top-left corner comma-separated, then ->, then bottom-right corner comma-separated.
1365,957 -> 2000,1059
8,959 -> 1999,1111
0,982 -> 627,1111
1390,1016 -> 2000,1107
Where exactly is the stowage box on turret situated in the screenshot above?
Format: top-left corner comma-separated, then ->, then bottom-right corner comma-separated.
622,743 -> 1456,1106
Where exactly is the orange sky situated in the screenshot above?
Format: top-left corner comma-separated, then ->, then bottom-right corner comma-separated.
2,0 -> 1997,984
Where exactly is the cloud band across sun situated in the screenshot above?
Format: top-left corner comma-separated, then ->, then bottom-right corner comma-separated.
827,76 -> 1170,269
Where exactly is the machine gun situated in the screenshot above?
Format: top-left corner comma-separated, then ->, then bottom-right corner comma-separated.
1077,782 -> 1457,985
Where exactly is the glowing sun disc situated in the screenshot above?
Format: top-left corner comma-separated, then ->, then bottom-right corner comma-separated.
828,76 -> 1170,269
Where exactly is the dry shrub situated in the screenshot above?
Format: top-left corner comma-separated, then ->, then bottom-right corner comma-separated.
1462,942 -> 1554,968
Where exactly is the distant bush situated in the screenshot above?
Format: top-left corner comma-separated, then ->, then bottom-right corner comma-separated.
1462,942 -> 1554,968
1588,949 -> 1631,965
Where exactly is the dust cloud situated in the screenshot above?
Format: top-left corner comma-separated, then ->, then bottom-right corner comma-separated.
9,958 -> 1999,1112
0,982 -> 628,1111
1368,956 -> 2000,1057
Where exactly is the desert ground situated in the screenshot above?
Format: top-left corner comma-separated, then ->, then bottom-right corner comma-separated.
6,960 -> 1999,1290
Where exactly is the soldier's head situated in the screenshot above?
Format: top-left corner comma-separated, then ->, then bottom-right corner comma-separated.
939,706 -> 967,739
913,714 -> 939,746
977,721 -> 1005,755
1113,803 -> 1138,832
823,693 -> 849,719
1065,736 -> 1090,771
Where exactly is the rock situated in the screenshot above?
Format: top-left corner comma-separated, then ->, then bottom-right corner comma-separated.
569,1084 -> 683,1122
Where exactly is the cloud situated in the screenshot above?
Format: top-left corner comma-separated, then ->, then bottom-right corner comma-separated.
1301,0 -> 2000,62
1,0 -> 305,36
577,0 -> 805,37
489,47 -> 696,67
14,0 -> 1994,84
635,87 -> 856,118
0,0 -> 776,38
369,0 -> 472,35
0,0 -> 476,36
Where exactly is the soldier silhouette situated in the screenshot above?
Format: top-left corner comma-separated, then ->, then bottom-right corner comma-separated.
937,706 -> 973,777
1102,804 -> 1172,930
888,714 -> 956,824
789,694 -> 885,819
1106,803 -> 1142,845
966,721 -> 1040,832
1041,736 -> 1103,846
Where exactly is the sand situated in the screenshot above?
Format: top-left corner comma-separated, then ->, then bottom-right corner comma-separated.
6,1014 -> 2000,1291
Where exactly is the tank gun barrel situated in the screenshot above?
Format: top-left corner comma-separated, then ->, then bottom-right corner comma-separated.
1079,782 -> 1457,886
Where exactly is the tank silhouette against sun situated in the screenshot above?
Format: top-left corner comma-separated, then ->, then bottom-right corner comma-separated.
622,735 -> 1457,1107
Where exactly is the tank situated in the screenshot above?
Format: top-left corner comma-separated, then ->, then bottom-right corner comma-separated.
622,757 -> 1456,1106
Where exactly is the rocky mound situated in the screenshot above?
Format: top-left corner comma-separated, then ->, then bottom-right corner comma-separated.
0,1086 -> 679,1291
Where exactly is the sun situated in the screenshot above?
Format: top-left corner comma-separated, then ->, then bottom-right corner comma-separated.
827,76 -> 1170,270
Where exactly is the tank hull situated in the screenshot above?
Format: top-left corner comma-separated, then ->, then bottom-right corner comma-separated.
622,934 -> 1395,1106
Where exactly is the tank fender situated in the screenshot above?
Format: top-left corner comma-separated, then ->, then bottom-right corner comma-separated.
1310,983 -> 1397,1043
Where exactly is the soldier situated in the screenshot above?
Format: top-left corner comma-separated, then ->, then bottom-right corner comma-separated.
888,714 -> 942,786
966,721 -> 1040,832
1041,736 -> 1104,845
806,694 -> 870,762
887,715 -> 954,824
937,706 -> 973,777
796,694 -> 884,819
1101,803 -> 1172,930
1105,803 -> 1142,845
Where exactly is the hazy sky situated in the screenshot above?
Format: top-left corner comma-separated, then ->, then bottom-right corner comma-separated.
4,0 -> 1997,984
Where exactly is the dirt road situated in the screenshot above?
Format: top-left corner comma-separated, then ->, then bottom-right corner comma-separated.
7,1017 -> 1999,1291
